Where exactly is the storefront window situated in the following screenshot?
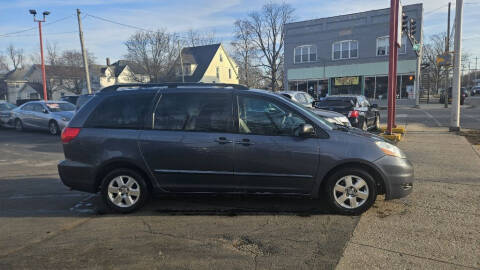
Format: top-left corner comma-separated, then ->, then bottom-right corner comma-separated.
365,77 -> 376,99
288,81 -> 298,91
318,80 -> 328,98
375,76 -> 389,100
307,80 -> 318,98
297,81 -> 307,92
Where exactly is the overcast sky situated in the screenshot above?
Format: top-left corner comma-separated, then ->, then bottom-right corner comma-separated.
0,0 -> 479,68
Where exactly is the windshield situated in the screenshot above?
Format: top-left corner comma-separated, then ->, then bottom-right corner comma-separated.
317,99 -> 353,107
0,103 -> 17,110
46,102 -> 75,112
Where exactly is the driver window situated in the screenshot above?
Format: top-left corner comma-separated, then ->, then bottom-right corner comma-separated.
237,95 -> 307,136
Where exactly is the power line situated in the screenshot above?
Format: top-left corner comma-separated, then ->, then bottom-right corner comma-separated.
424,4 -> 449,16
86,13 -> 153,32
0,14 -> 75,38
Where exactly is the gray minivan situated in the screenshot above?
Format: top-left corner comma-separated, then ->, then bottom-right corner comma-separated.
58,83 -> 413,215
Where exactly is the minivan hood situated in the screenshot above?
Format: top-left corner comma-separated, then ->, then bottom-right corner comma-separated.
337,126 -> 386,142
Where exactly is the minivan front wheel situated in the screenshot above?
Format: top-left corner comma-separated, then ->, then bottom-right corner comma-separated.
325,168 -> 377,215
100,169 -> 149,213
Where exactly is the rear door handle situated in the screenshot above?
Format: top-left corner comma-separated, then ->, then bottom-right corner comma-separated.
214,137 -> 233,144
236,138 -> 254,146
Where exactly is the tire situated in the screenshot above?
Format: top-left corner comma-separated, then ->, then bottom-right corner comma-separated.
374,115 -> 380,131
100,168 -> 150,213
49,121 -> 59,135
15,119 -> 23,132
361,118 -> 368,131
324,167 -> 377,215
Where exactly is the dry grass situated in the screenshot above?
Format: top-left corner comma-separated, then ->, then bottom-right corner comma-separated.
459,130 -> 480,145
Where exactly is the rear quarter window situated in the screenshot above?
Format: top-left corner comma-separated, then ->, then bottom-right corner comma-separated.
85,93 -> 155,129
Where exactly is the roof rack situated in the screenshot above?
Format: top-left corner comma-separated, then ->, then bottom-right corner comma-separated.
101,82 -> 249,92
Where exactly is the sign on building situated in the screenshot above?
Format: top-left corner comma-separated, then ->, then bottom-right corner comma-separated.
335,76 -> 359,86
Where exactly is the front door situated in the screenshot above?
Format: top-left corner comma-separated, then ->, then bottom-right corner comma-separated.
233,94 -> 320,194
139,91 -> 239,193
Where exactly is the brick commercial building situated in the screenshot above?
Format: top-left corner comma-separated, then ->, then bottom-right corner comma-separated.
284,3 -> 423,104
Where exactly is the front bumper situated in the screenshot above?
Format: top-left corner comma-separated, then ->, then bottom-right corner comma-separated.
374,155 -> 414,200
58,160 -> 97,193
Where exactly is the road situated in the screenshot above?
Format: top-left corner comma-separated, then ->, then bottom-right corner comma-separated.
0,97 -> 478,269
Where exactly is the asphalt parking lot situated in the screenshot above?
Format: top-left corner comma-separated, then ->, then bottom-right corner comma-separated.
0,129 -> 359,270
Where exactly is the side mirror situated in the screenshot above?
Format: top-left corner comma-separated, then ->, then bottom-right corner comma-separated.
312,101 -> 319,107
297,123 -> 315,137
43,109 -> 49,114
371,104 -> 378,108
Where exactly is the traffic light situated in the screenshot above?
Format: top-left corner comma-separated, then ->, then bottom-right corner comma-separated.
402,13 -> 408,33
410,18 -> 417,36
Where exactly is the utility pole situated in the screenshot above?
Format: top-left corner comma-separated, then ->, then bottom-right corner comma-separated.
476,57 -> 478,82
77,9 -> 92,94
386,0 -> 399,134
29,10 -> 49,101
445,2 -> 451,108
178,40 -> 185,83
414,9 -> 423,108
450,0 -> 463,131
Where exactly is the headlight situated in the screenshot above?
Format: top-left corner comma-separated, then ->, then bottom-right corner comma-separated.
375,141 -> 406,158
61,117 -> 71,122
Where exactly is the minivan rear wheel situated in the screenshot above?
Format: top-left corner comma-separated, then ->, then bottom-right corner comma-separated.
324,168 -> 377,215
100,168 -> 149,213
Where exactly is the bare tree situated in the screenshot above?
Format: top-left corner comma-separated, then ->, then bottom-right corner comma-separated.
46,50 -> 97,95
245,2 -> 294,91
125,30 -> 180,82
6,44 -> 24,70
0,54 -> 9,71
46,42 -> 60,66
231,19 -> 261,87
185,28 -> 219,47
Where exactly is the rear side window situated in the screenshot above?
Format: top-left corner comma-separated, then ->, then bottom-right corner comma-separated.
153,93 -> 233,133
86,93 -> 155,129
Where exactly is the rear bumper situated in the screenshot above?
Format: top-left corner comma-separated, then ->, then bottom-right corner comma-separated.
373,156 -> 414,200
58,160 -> 97,193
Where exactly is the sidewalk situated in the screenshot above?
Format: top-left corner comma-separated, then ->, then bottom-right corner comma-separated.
336,123 -> 480,269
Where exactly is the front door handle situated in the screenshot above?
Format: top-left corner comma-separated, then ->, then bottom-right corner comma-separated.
236,138 -> 254,146
214,137 -> 233,144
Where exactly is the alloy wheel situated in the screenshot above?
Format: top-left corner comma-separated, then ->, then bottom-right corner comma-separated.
107,175 -> 141,208
16,120 -> 22,131
333,175 -> 369,209
49,122 -> 58,135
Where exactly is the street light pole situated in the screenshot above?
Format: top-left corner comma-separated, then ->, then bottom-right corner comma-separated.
30,10 -> 49,101
450,0 -> 463,131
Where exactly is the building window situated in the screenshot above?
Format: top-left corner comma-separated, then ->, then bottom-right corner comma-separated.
377,35 -> 407,56
220,54 -> 223,62
216,67 -> 220,79
332,40 -> 358,60
294,45 -> 317,63
228,69 -> 232,79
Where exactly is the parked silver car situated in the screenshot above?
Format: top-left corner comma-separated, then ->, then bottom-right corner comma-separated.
278,91 -> 351,127
0,101 -> 17,127
11,101 -> 75,135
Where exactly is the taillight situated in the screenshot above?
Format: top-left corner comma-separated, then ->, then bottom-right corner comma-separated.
61,127 -> 81,144
348,110 -> 359,118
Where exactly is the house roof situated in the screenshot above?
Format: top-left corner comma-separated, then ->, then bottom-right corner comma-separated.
178,43 -> 221,82
4,67 -> 32,81
108,60 -> 147,77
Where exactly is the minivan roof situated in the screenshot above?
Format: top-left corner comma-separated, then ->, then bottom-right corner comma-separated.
101,83 -> 249,92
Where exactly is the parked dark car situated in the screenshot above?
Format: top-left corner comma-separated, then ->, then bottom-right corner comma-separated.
439,87 -> 466,105
11,101 -> 75,135
315,95 -> 380,131
60,95 -> 79,105
0,101 -> 17,127
278,91 -> 351,127
471,86 -> 480,96
58,83 -> 413,215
